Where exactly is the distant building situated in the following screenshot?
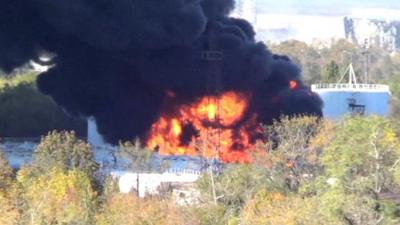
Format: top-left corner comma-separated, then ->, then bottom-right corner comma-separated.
344,17 -> 400,51
231,0 -> 257,27
255,14 -> 344,44
113,170 -> 200,200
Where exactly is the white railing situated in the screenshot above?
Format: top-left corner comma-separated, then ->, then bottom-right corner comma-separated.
165,168 -> 202,175
311,83 -> 390,92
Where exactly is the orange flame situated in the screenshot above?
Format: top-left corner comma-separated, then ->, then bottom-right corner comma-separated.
289,80 -> 298,90
146,91 -> 261,163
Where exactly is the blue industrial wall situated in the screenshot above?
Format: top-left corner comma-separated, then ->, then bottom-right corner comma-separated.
316,90 -> 391,119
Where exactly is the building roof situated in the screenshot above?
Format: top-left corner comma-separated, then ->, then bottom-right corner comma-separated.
312,83 -> 391,93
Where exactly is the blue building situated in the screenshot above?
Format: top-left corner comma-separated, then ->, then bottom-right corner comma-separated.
311,64 -> 391,119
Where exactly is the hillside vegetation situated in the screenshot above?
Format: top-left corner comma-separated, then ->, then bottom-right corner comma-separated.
1,116 -> 400,224
0,72 -> 85,138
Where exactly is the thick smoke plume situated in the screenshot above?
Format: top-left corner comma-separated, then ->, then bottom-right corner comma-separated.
0,0 -> 322,144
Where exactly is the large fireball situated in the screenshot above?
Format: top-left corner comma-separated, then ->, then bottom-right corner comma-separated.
146,91 -> 262,163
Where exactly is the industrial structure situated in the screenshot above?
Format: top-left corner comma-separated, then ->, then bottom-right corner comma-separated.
311,63 -> 391,119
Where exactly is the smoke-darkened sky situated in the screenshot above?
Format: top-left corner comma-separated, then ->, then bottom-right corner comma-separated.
0,0 -> 322,145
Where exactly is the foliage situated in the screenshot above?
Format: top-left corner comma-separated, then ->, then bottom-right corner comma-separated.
0,151 -> 13,192
270,39 -> 372,85
188,203 -> 230,225
0,72 -> 85,137
388,74 -> 400,119
242,116 -> 400,225
323,116 -> 400,180
241,189 -> 321,225
0,151 -> 19,225
33,131 -> 99,180
264,116 -> 325,192
197,164 -> 267,213
17,167 -> 97,225
0,72 -> 37,89
318,116 -> 400,225
322,60 -> 340,82
0,193 -> 20,225
1,116 -> 400,224
119,139 -> 155,171
96,193 -> 187,225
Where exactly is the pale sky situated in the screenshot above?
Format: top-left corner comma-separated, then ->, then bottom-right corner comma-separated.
257,0 -> 400,15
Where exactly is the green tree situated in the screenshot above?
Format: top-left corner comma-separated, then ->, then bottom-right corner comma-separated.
0,151 -> 20,225
33,131 -> 98,181
319,116 -> 400,225
96,193 -> 187,225
198,164 -> 266,211
0,192 -> 19,225
264,116 -> 325,192
17,167 -> 97,225
119,139 -> 154,171
240,189 -> 320,225
0,151 -> 13,192
0,73 -> 85,137
13,132 -> 100,224
322,60 -> 340,83
195,164 -> 270,225
188,203 -> 228,225
320,39 -> 360,67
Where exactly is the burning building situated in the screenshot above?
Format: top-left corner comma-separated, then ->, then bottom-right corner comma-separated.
0,0 -> 322,163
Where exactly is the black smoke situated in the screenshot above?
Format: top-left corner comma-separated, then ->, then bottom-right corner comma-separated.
0,0 -> 323,144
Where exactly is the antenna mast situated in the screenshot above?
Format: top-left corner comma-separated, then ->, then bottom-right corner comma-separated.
361,41 -> 370,83
202,21 -> 223,159
201,21 -> 223,204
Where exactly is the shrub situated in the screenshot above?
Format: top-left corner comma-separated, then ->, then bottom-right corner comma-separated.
17,167 -> 97,225
96,194 -> 187,225
33,131 -> 98,180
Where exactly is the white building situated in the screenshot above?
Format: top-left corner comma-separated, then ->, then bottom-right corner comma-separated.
343,9 -> 400,51
344,17 -> 399,51
113,170 -> 200,199
256,14 -> 344,44
231,0 -> 257,27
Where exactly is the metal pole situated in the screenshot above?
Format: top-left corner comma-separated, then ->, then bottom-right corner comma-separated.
202,21 -> 223,205
362,42 -> 370,83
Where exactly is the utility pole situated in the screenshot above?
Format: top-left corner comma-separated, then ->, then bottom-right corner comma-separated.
362,39 -> 370,83
201,21 -> 223,205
